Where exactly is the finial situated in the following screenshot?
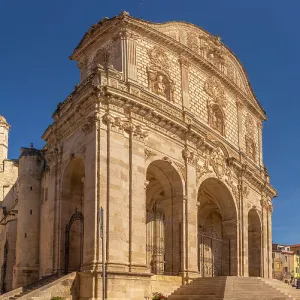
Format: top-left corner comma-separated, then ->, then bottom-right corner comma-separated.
30,143 -> 33,148
120,11 -> 130,17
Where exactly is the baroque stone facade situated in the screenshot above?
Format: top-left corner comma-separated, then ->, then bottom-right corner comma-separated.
0,12 -> 277,300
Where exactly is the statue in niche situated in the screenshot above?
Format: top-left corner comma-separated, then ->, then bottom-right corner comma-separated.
155,75 -> 166,96
148,68 -> 174,102
209,104 -> 224,135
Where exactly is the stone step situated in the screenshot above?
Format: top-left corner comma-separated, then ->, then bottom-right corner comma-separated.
168,276 -> 297,300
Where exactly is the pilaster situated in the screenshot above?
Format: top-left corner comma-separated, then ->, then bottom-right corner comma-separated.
116,29 -> 138,82
126,119 -> 148,272
236,100 -> 243,150
257,121 -> 263,166
179,56 -> 190,110
81,110 -> 101,272
182,148 -> 198,280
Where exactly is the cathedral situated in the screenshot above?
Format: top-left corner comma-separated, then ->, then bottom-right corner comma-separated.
0,11 -> 277,300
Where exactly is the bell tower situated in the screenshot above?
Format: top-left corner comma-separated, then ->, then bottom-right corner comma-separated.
0,115 -> 10,164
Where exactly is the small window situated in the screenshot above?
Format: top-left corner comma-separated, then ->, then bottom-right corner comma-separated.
30,210 -> 32,215
272,253 -> 275,258
284,267 -> 288,273
272,263 -> 274,270
285,256 -> 288,262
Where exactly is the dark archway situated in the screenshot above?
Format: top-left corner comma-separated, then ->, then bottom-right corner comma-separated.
60,157 -> 85,273
145,160 -> 184,276
65,208 -> 84,274
197,177 -> 238,277
248,209 -> 261,277
0,240 -> 8,293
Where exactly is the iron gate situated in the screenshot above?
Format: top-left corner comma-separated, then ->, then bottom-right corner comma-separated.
198,227 -> 231,277
64,208 -> 84,274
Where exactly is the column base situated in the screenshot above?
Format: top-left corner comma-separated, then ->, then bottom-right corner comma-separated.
12,265 -> 39,289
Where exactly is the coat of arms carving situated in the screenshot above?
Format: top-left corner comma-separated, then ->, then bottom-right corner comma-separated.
204,76 -> 227,107
209,147 -> 227,179
148,46 -> 170,70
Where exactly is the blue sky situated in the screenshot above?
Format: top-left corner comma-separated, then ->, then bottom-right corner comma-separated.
0,0 -> 299,244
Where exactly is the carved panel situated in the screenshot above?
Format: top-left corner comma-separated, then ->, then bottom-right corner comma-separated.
204,76 -> 227,107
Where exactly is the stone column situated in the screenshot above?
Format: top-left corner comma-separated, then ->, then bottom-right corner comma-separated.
80,112 -> 100,271
238,179 -> 248,277
267,202 -> 273,278
127,122 -> 148,273
104,113 -> 130,273
222,219 -> 239,276
183,150 -> 198,280
50,145 -> 63,274
115,29 -> 137,82
260,198 -> 268,278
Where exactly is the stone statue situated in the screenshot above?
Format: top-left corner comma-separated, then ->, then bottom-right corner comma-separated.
155,75 -> 166,97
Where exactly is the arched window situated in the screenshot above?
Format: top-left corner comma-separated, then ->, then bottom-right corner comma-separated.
210,104 -> 224,135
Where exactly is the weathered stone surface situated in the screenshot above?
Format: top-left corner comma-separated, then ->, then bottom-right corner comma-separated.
0,12 -> 277,300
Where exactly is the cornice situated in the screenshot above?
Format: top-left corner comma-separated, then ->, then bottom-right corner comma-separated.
42,70 -> 276,198
124,20 -> 265,120
70,13 -> 266,120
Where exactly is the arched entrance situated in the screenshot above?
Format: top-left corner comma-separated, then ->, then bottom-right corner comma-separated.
61,157 -> 85,273
145,160 -> 184,275
248,209 -> 261,277
197,178 -> 238,277
65,208 -> 84,274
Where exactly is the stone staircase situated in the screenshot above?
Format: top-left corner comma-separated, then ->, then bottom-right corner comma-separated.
261,278 -> 300,300
168,276 -> 300,300
0,272 -> 77,300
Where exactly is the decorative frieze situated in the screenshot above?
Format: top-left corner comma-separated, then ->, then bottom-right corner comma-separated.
82,113 -> 100,134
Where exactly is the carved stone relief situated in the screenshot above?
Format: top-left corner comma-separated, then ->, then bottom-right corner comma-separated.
145,149 -> 157,161
244,114 -> 256,161
147,47 -> 175,101
196,146 -> 238,205
204,76 -> 227,107
148,46 -> 170,70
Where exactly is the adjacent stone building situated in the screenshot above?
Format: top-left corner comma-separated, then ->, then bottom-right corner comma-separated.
0,12 -> 277,299
0,116 -> 18,293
